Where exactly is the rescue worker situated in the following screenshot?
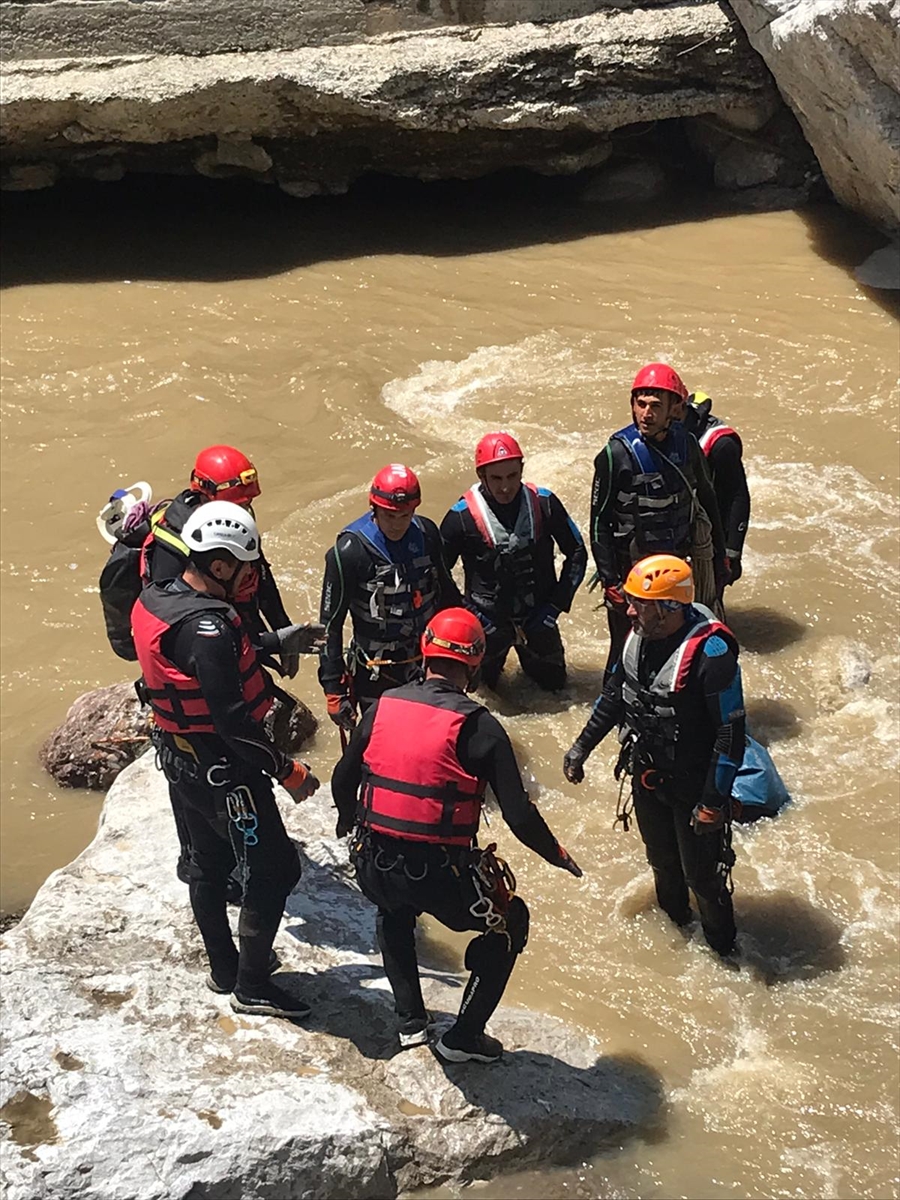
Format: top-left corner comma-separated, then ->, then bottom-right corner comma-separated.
440,433 -> 587,692
590,363 -> 727,681
563,555 -> 744,958
318,464 -> 462,730
678,391 -> 750,586
332,608 -> 582,1061
100,445 -> 301,673
132,501 -> 320,1018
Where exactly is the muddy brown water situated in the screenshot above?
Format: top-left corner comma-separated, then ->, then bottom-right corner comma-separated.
1,177 -> 898,1198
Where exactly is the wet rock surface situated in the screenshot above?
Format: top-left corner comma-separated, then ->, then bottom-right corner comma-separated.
40,682 -> 317,790
0,754 -> 664,1199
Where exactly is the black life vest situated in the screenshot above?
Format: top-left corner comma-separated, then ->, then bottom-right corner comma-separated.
340,513 -> 439,674
132,582 -> 271,734
359,682 -> 485,845
620,604 -> 737,770
611,423 -> 694,560
459,482 -> 545,615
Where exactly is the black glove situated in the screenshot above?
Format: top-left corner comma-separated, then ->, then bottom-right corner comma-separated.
725,554 -> 742,585
335,813 -> 354,839
524,603 -> 560,635
465,602 -> 497,637
326,693 -> 357,731
563,745 -> 586,784
556,844 -> 583,878
691,803 -> 726,835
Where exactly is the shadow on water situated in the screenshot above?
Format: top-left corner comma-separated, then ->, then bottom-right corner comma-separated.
0,170 -> 832,289
744,696 -> 803,743
798,204 -> 900,321
727,605 -> 806,654
735,890 -> 846,985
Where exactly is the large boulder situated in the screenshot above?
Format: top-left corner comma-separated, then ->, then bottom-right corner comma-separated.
40,682 -> 317,790
728,0 -> 900,233
0,754 -> 664,1199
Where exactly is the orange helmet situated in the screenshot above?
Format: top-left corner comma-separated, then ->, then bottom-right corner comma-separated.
370,464 -> 421,511
623,555 -> 694,605
631,363 -> 688,403
191,445 -> 260,505
475,432 -> 523,470
421,608 -> 486,667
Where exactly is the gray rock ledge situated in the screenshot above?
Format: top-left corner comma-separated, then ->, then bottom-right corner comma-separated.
0,753 -> 663,1200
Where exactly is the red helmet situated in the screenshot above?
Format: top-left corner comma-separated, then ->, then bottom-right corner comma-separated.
631,363 -> 688,402
190,445 -> 260,505
369,464 -> 421,511
475,432 -> 524,471
421,607 -> 486,667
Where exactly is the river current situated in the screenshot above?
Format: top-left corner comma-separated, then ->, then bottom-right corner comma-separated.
1,176 -> 898,1198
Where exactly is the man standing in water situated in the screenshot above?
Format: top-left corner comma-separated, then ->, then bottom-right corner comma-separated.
333,607 -> 582,1060
678,391 -> 751,589
563,555 -> 744,958
590,364 -> 726,680
440,432 -> 586,691
132,501 -> 320,1018
318,464 -> 461,731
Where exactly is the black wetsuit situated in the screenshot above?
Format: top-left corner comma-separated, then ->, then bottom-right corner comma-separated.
440,485 -> 586,691
153,578 -> 300,993
332,677 -> 567,1033
683,403 -> 751,574
572,617 -> 744,954
589,432 -> 726,679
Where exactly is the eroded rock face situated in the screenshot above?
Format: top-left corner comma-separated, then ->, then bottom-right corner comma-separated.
39,683 -> 317,790
0,754 -> 664,1198
728,0 -> 900,233
0,4 -> 779,193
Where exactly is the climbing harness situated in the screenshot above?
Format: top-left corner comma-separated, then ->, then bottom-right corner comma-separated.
718,809 -> 737,899
467,843 -> 517,949
150,726 -> 199,784
226,785 -> 259,900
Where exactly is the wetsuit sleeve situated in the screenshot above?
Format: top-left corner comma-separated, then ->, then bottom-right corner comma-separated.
709,438 -> 750,557
696,639 -> 746,807
330,701 -> 377,831
590,440 -> 628,585
318,541 -> 353,695
166,614 -> 292,780
690,437 -> 726,564
423,518 -> 463,608
439,507 -> 466,574
572,662 -> 625,758
545,492 -> 587,612
255,551 -> 291,632
457,710 -> 565,864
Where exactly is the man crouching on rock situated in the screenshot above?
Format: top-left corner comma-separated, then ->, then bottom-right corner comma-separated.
331,607 -> 582,1063
132,500 -> 321,1019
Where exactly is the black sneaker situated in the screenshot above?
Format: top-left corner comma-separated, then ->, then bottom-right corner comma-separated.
398,1011 -> 436,1050
435,1028 -> 503,1064
230,980 -> 311,1020
206,949 -> 281,995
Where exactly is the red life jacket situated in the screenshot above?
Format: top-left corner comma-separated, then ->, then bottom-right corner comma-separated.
698,421 -> 742,457
132,581 -> 271,734
360,682 -> 486,845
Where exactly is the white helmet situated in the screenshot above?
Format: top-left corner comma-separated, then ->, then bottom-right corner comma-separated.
181,500 -> 260,562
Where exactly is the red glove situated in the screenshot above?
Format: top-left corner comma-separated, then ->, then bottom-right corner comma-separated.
604,584 -> 628,613
281,760 -> 320,802
556,844 -> 583,877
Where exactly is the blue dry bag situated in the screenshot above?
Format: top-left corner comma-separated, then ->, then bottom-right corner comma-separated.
732,735 -> 791,822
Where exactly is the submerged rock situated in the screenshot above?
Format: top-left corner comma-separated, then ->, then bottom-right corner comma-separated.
40,682 -> 317,790
0,755 -> 663,1199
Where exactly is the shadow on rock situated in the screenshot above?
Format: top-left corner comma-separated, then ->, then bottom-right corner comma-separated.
727,605 -> 806,654
430,1045 -> 667,1173
283,845 -> 375,957
736,891 -> 845,985
745,697 -> 803,743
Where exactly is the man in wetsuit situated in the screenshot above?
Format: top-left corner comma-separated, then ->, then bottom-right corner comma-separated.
678,391 -> 751,587
100,445 -> 298,671
440,432 -> 587,692
590,363 -> 726,681
318,464 -> 462,731
563,555 -> 744,958
333,607 -> 582,1061
132,501 -> 321,1018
